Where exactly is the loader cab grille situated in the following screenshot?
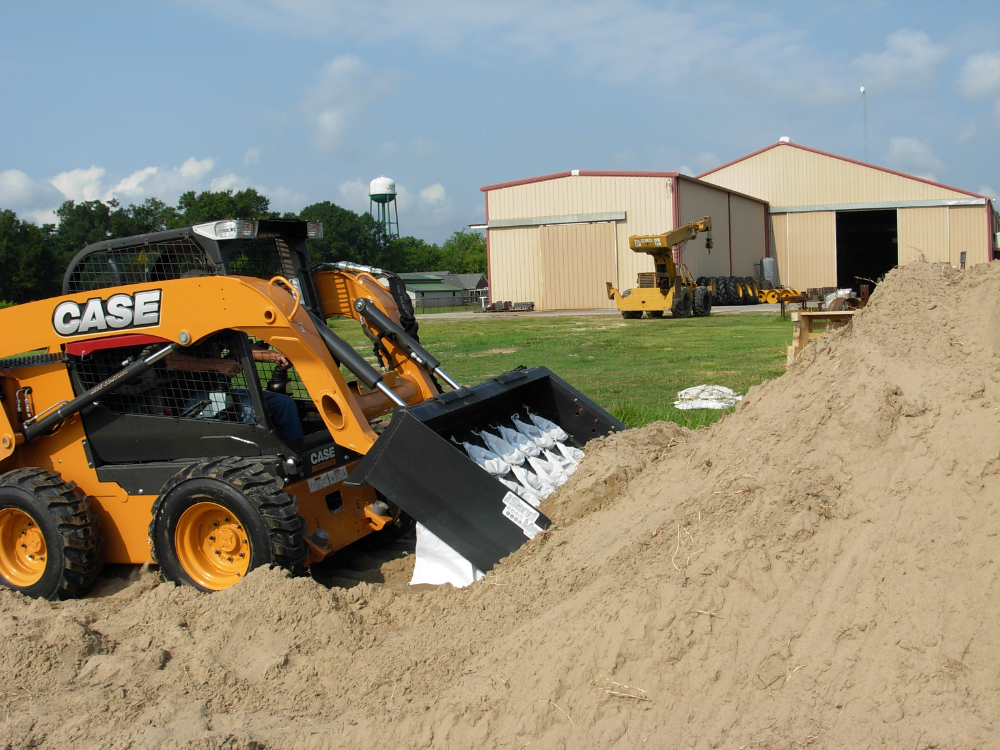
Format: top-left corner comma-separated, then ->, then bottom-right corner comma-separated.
637,273 -> 656,288
70,331 -> 255,424
64,239 -> 216,294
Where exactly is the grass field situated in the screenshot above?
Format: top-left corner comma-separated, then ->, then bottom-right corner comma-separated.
330,312 -> 794,429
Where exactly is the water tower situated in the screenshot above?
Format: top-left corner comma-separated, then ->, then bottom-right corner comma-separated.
369,176 -> 399,239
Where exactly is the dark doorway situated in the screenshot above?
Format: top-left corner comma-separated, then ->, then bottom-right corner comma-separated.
836,209 -> 897,293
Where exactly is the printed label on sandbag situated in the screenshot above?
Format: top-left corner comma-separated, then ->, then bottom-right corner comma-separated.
307,465 -> 349,493
501,491 -> 542,539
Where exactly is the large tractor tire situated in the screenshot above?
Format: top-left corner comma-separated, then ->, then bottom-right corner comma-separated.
730,277 -> 744,304
150,457 -> 307,592
621,311 -> 642,320
747,279 -> 761,304
693,286 -> 712,317
671,287 -> 693,318
0,468 -> 102,600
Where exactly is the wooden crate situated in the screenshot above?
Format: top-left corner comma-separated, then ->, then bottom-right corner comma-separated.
787,310 -> 855,364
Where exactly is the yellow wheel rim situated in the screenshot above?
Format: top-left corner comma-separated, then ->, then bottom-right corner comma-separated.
0,508 -> 47,587
175,501 -> 251,590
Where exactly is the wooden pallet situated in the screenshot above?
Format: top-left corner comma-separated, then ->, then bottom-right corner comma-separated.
786,310 -> 855,364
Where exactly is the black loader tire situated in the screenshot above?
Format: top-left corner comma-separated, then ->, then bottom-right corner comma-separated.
672,287 -> 694,318
0,468 -> 102,600
646,310 -> 664,318
710,278 -> 724,306
621,310 -> 642,319
696,277 -> 708,287
693,286 -> 712,317
150,457 -> 307,592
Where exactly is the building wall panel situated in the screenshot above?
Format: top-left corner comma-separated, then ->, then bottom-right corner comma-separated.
702,144 -> 975,207
487,227 -> 541,306
897,207 -> 949,264
540,223 -> 617,310
769,214 -> 789,286
784,211 -> 836,289
729,194 -> 767,278
677,179 -> 731,278
949,205 -> 990,267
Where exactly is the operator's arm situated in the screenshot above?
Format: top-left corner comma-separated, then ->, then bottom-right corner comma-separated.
250,343 -> 291,369
164,352 -> 242,377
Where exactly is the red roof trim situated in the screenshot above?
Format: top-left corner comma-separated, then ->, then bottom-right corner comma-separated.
480,170 -> 679,192
696,141 -> 987,200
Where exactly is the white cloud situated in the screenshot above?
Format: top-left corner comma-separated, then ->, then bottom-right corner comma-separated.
179,157 -> 215,180
51,166 -> 107,202
303,55 -> 398,153
678,165 -> 694,176
337,177 -> 455,232
979,185 -> 998,199
380,141 -> 398,154
0,170 -> 64,223
694,152 -> 719,172
337,178 -> 369,212
244,147 -> 260,166
882,136 -> 945,180
852,30 -> 948,90
959,50 -> 1000,99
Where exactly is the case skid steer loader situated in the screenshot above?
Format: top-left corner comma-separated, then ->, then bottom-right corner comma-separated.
0,220 -> 623,599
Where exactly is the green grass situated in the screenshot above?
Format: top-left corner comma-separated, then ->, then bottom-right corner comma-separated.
329,313 -> 793,429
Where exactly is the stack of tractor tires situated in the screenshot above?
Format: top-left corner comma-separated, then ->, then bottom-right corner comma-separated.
703,276 -> 761,306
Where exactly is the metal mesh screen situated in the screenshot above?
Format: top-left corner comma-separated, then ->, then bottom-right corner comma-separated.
225,237 -> 295,280
65,239 -> 215,293
71,332 -> 256,423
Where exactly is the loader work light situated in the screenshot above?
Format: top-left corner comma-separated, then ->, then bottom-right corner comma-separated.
192,219 -> 259,241
306,221 -> 324,239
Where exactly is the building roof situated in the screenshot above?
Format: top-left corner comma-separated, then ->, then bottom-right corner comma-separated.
697,141 -> 988,200
405,283 -> 463,293
481,170 -> 679,193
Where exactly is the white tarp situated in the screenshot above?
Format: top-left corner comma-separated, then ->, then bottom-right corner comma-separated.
410,523 -> 484,588
674,384 -> 743,410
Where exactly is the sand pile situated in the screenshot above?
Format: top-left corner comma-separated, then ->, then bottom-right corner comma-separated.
3,261 -> 1000,749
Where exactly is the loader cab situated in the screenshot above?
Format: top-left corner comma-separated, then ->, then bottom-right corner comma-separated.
62,219 -> 324,314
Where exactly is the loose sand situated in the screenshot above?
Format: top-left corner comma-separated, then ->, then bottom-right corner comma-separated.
2,261 -> 999,749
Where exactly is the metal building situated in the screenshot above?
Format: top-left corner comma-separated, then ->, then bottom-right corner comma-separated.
480,171 -> 768,310
698,141 -> 999,292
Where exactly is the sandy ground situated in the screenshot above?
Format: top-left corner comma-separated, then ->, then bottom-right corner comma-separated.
2,261 -> 999,749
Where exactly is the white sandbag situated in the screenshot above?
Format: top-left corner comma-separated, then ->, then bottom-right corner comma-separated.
501,478 -> 542,508
512,414 -> 556,449
544,448 -> 577,476
673,384 -> 742,410
478,430 -> 525,466
450,437 -> 509,476
496,424 -> 540,457
410,522 -> 484,587
528,455 -> 567,487
555,441 -> 585,462
524,407 -> 569,443
511,464 -> 554,497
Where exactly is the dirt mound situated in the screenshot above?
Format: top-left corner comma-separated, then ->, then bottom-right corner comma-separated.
3,261 -> 1000,748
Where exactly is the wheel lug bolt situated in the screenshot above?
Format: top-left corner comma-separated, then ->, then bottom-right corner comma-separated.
213,522 -> 219,527
227,557 -> 233,562
242,539 -> 247,544
238,552 -> 244,558
224,517 -> 230,522
209,535 -> 215,541
20,543 -> 25,548
214,549 -> 220,555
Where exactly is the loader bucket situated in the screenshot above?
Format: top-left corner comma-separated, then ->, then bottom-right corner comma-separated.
346,367 -> 626,573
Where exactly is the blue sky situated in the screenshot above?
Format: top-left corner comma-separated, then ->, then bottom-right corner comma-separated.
1,1 -> 998,243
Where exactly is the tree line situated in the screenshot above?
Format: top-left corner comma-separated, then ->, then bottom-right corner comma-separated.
0,188 -> 486,304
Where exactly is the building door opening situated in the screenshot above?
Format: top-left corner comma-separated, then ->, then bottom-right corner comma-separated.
836,209 -> 897,293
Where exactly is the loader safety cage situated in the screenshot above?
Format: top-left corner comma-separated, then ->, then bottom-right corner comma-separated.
62,219 -> 323,313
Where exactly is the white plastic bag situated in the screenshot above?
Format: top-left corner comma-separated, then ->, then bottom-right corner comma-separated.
496,424 -> 540,457
525,407 -> 569,443
478,430 -> 525,466
410,523 -> 484,587
450,437 -> 509,476
511,464 -> 553,497
544,448 -> 577,475
512,414 -> 556,449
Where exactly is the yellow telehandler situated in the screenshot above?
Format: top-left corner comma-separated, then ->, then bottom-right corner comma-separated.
606,216 -> 714,319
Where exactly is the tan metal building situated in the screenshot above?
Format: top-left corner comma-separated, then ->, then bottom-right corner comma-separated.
698,141 -> 999,291
480,171 -> 768,310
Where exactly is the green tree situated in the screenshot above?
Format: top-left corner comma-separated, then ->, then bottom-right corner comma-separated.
440,229 -> 487,274
108,197 -> 178,237
169,188 -> 276,228
391,235 -> 442,272
0,209 -> 62,302
298,201 -> 394,268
